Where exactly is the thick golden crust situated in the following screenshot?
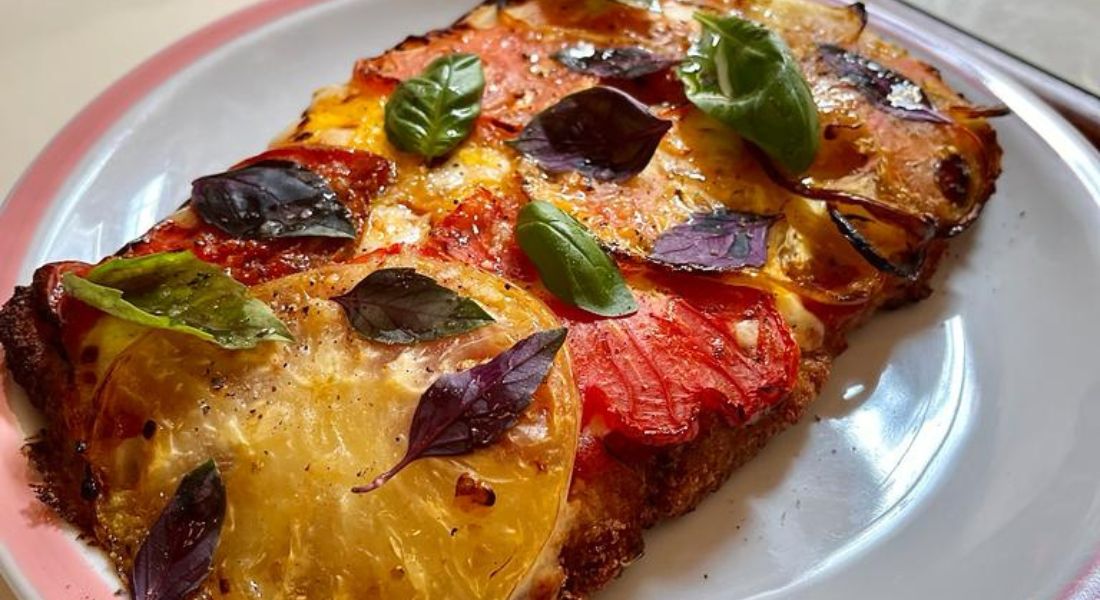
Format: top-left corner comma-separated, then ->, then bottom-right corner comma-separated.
558,354 -> 830,597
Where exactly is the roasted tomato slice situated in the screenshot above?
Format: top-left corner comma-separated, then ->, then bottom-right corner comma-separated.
124,146 -> 394,285
428,187 -> 536,282
429,189 -> 800,446
558,267 -> 799,445
236,144 -> 395,213
87,252 -> 579,599
355,16 -> 595,129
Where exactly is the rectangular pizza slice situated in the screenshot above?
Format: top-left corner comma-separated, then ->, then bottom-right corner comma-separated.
0,0 -> 1002,597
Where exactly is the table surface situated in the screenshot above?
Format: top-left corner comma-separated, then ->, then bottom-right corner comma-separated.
0,0 -> 1097,598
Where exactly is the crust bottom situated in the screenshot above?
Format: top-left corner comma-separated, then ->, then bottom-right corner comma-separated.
557,355 -> 830,597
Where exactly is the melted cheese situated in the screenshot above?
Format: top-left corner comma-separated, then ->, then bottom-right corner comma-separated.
86,254 -> 579,599
283,79 -> 837,356
356,203 -> 428,254
775,290 -> 826,351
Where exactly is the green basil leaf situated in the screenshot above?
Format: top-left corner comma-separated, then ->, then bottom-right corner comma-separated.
332,268 -> 494,344
62,251 -> 293,350
613,0 -> 662,12
516,201 -> 637,317
384,53 -> 486,159
678,12 -> 820,173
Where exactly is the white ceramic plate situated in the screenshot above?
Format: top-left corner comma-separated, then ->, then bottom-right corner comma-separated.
2,1 -> 1099,598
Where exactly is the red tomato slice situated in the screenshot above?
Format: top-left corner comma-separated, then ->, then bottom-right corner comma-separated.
559,267 -> 800,445
429,189 -> 801,446
354,19 -> 595,129
125,146 -> 394,285
236,145 -> 394,214
428,187 -> 536,282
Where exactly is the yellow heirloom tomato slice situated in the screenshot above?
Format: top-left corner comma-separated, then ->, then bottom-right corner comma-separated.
87,252 -> 579,599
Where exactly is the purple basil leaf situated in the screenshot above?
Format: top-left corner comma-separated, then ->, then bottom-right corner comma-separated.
332,268 -> 494,344
191,160 -> 356,240
650,209 -> 774,271
353,328 -> 567,493
553,43 -> 677,79
818,44 -> 949,124
508,86 -> 672,182
131,460 -> 226,600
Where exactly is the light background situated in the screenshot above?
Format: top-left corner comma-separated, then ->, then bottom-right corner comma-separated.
0,0 -> 1096,598
1,0 -> 1097,199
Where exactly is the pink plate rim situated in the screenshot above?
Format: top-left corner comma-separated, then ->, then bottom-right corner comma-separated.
0,1 -> 330,597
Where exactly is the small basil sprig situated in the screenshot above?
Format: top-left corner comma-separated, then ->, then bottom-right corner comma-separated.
678,12 -> 820,173
354,328 -> 567,493
191,160 -> 356,240
333,268 -> 494,344
131,460 -> 226,600
384,53 -> 486,159
62,251 -> 293,349
650,209 -> 774,271
516,201 -> 637,317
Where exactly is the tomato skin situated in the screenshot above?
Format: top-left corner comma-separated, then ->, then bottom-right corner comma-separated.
429,187 -> 537,282
429,189 -> 801,447
355,21 -> 595,129
123,221 -> 345,286
565,269 -> 800,445
236,145 -> 395,213
123,146 -> 394,285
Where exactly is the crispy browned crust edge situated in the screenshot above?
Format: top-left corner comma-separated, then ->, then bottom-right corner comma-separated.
0,268 -> 99,534
556,354 -> 831,597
